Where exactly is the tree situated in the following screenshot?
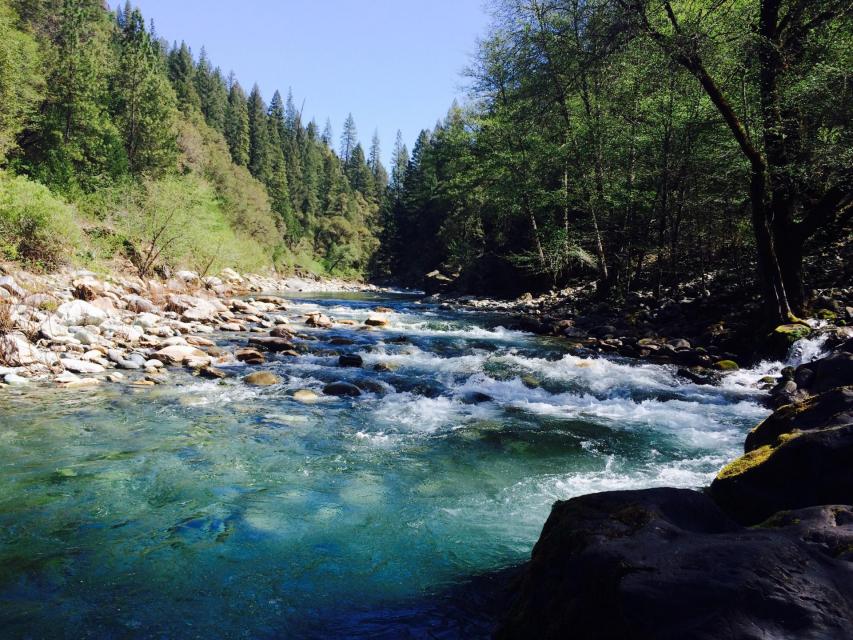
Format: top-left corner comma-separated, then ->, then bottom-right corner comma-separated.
195,49 -> 227,132
621,0 -> 853,321
340,112 -> 357,164
322,118 -> 333,146
168,41 -> 200,113
224,78 -> 249,166
246,83 -> 269,180
112,6 -> 177,175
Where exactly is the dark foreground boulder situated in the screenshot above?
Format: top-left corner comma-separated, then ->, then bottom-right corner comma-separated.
496,488 -> 853,640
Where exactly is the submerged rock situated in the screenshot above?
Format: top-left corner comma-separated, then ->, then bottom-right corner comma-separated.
497,488 -> 853,640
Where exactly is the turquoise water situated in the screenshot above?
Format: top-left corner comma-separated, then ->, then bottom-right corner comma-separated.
0,293 -> 770,638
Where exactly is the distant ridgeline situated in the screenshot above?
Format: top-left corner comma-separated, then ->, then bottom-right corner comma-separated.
0,0 -> 388,278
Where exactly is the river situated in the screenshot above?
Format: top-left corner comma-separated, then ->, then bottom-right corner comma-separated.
0,291 -> 785,638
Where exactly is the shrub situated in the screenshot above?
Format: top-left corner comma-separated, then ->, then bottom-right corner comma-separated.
0,171 -> 82,270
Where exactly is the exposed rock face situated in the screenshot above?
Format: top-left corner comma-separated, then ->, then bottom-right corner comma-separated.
496,488 -> 853,640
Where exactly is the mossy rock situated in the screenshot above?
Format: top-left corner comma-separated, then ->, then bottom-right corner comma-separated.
714,359 -> 739,371
816,309 -> 837,321
766,323 -> 812,359
710,422 -> 853,525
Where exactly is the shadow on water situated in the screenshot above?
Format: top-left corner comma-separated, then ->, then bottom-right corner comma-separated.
308,566 -> 520,640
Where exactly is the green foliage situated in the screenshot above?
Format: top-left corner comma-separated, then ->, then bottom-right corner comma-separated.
0,170 -> 82,269
0,0 -> 43,161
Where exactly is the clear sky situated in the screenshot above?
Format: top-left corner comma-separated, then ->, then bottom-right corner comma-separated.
127,0 -> 492,166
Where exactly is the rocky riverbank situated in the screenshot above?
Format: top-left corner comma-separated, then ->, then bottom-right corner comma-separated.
0,265 -> 386,389
432,284 -> 853,394
495,337 -> 853,639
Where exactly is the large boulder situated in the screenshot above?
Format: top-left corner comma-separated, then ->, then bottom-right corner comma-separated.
745,386 -> 853,451
711,421 -> 853,525
55,300 -> 108,326
496,488 -> 853,640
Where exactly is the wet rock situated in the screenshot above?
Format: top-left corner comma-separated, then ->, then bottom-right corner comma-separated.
667,338 -> 691,350
374,306 -> 393,314
244,371 -> 281,386
329,337 -> 354,346
235,348 -> 265,365
365,314 -> 389,327
714,359 -> 739,371
677,367 -> 719,386
462,391 -> 493,404
323,381 -> 362,397
497,488 -> 853,640
270,325 -> 294,338
805,350 -> 853,394
767,323 -> 812,359
338,354 -> 363,368
248,336 -> 295,352
306,312 -> 333,328
197,365 -> 227,380
293,389 -> 320,403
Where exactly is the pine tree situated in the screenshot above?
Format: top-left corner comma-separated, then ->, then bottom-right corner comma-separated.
113,6 -> 177,175
340,113 -> 357,164
223,78 -> 249,166
368,130 -> 388,198
194,48 -> 227,131
321,119 -> 333,147
167,41 -> 200,112
389,130 -> 409,200
247,83 -> 269,180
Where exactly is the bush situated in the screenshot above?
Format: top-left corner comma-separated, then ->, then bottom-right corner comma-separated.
0,171 -> 82,270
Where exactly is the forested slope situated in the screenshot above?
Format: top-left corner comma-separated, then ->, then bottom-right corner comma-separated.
0,0 -> 386,278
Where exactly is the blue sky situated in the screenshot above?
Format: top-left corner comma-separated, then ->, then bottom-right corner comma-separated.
128,0 -> 492,166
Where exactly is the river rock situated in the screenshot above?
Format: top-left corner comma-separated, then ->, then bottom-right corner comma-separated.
293,389 -> 320,403
0,334 -> 46,367
364,314 -> 388,327
154,345 -> 206,365
61,358 -> 105,374
323,381 -> 361,397
55,300 -> 108,326
306,312 -> 333,328
244,371 -> 281,386
270,325 -> 294,339
4,373 -> 29,385
0,276 -> 25,298
711,399 -> 853,525
125,295 -> 157,313
197,365 -> 227,380
235,348 -> 265,365
767,323 -> 812,359
338,354 -> 363,368
248,336 -> 295,352
496,488 -> 853,640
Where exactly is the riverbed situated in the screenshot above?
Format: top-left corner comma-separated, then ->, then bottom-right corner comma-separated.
0,292 -> 775,638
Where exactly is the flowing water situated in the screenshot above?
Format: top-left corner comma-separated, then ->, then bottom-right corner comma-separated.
0,293 -> 789,638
